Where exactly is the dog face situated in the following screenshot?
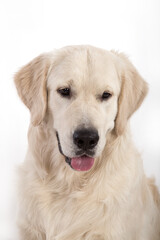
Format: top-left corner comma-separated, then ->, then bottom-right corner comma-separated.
47,47 -> 120,170
14,46 -> 148,171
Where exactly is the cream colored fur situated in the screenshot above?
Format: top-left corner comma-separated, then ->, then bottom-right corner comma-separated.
14,45 -> 160,240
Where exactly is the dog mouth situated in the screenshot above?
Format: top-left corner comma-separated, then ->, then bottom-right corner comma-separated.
65,155 -> 94,171
56,131 -> 95,171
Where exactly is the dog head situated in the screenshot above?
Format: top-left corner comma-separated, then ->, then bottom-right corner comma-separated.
14,46 -> 148,172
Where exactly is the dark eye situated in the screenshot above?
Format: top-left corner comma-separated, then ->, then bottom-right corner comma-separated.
57,88 -> 70,97
101,91 -> 112,100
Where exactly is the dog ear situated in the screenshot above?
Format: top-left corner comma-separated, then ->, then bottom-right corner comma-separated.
113,52 -> 148,136
14,54 -> 51,126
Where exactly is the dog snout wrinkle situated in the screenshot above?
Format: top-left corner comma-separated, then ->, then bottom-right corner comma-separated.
73,128 -> 99,151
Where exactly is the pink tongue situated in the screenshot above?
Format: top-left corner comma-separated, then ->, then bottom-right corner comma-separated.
71,156 -> 94,171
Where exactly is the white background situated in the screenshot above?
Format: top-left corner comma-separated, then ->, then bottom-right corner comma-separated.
0,0 -> 160,239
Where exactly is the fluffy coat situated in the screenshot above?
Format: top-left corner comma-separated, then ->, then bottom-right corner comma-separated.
15,45 -> 160,240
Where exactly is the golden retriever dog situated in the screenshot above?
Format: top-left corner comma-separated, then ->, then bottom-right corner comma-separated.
14,45 -> 160,240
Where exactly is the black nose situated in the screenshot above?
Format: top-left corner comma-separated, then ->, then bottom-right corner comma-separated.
73,128 -> 99,151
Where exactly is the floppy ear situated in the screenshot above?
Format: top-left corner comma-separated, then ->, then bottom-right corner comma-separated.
14,54 -> 51,126
113,52 -> 148,136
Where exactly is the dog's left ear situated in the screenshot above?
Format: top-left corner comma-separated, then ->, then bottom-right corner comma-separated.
14,54 -> 51,126
113,52 -> 148,136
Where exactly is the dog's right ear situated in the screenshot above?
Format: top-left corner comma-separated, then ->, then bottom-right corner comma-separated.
14,54 -> 51,126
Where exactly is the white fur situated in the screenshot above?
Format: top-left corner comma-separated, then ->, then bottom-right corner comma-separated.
14,45 -> 160,240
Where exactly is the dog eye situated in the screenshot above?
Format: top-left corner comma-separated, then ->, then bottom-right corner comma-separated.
101,92 -> 112,100
57,88 -> 70,97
